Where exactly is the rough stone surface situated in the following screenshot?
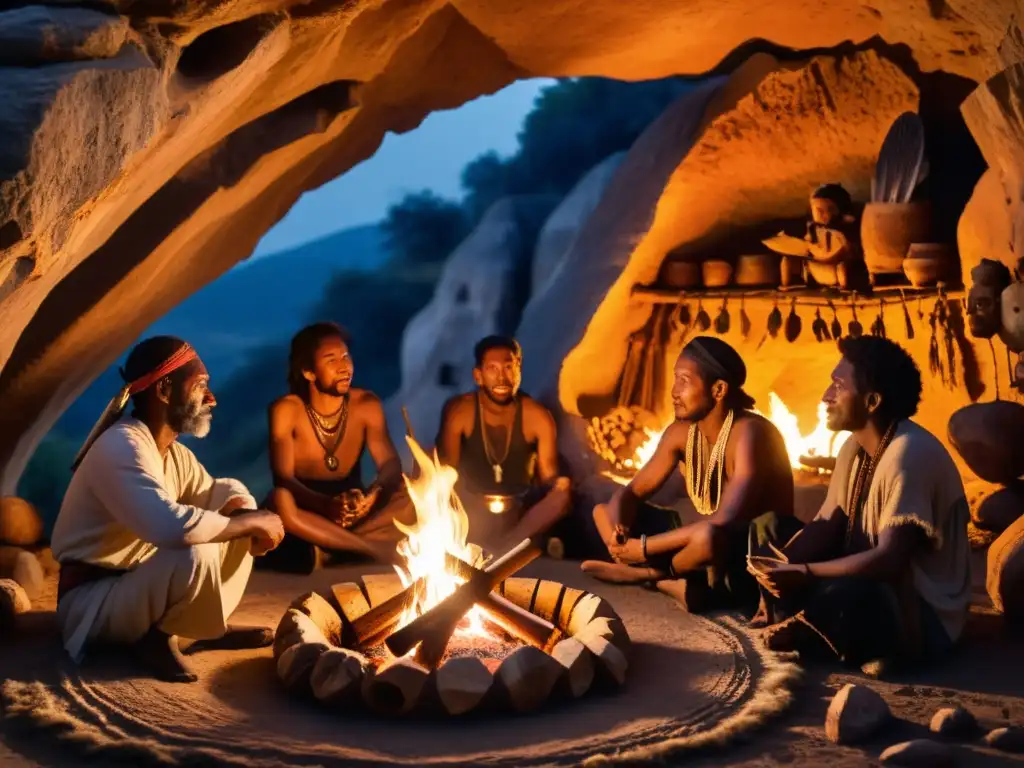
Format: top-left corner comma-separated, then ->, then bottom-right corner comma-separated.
879,739 -> 955,766
825,683 -> 892,745
973,481 -> 1024,532
0,6 -> 129,66
0,546 -> 44,600
987,512 -> 1024,621
984,725 -> 1024,752
0,1 -> 1022,489
387,195 -> 556,452
0,578 -> 31,626
929,705 -> 980,738
531,152 -> 625,295
0,496 -> 43,546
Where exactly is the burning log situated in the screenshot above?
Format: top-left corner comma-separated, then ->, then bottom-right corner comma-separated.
332,582 -> 371,624
476,592 -> 561,652
434,656 -> 494,716
310,647 -> 369,707
385,538 -> 540,664
348,576 -> 426,647
495,645 -> 564,713
362,656 -> 430,716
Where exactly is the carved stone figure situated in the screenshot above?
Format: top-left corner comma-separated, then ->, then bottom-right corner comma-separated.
1001,280 -> 1024,352
967,259 -> 1012,339
788,183 -> 863,290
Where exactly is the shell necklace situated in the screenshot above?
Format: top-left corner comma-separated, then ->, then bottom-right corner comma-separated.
305,396 -> 349,472
844,421 -> 898,550
684,409 -> 735,517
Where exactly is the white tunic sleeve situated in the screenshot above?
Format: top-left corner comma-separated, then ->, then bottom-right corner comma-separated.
171,443 -> 257,512
87,426 -> 230,548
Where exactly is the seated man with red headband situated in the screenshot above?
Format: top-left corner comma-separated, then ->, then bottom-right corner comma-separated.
51,336 -> 286,683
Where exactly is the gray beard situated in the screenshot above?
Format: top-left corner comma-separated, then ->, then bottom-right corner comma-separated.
169,397 -> 212,438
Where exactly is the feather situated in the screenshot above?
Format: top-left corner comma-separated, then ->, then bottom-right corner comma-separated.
72,384 -> 131,471
873,112 -> 927,204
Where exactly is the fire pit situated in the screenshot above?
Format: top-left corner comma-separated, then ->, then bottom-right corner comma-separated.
273,439 -> 630,717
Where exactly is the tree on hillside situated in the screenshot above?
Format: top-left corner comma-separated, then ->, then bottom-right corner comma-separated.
462,76 -> 693,221
382,190 -> 468,266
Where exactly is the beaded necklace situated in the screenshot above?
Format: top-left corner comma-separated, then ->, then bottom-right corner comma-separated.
684,409 -> 735,517
844,421 -> 898,550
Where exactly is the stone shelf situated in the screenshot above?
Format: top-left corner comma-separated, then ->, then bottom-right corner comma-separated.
273,573 -> 631,718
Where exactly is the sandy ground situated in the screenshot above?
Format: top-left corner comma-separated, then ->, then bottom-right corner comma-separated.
1,549 -> 1022,767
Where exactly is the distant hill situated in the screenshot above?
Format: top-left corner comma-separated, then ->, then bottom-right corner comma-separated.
57,224 -> 387,437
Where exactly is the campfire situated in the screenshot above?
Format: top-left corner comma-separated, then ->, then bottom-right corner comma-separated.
273,437 -> 631,717
591,392 -> 849,483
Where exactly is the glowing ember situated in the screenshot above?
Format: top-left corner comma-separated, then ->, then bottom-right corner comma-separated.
392,437 -> 492,646
604,392 -> 849,483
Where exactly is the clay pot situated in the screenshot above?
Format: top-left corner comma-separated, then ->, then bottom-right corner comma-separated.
987,513 -> 1024,623
861,202 -> 932,278
701,260 -> 733,288
1001,281 -> 1024,353
948,401 -> 1024,484
660,259 -> 701,289
902,243 -> 957,288
735,254 -> 781,287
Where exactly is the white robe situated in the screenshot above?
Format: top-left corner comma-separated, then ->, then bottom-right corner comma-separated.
51,418 -> 257,661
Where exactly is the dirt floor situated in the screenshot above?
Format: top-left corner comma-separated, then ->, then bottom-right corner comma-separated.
1,549 -> 1022,767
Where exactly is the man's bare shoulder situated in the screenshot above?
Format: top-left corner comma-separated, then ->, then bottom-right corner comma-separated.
269,394 -> 304,419
661,419 -> 691,449
349,388 -> 383,413
520,395 -> 555,423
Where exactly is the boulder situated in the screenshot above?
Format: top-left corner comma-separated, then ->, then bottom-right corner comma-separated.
879,739 -> 954,766
0,6 -> 129,66
973,482 -> 1024,532
825,683 -> 891,745
0,545 -> 44,600
987,512 -> 1024,623
984,726 -> 1024,753
948,402 -> 1024,485
929,705 -> 980,739
0,578 -> 32,627
0,496 -> 43,546
531,152 -> 625,295
386,195 -> 557,454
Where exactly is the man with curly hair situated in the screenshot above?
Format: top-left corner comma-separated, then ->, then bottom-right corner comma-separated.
749,336 -> 971,671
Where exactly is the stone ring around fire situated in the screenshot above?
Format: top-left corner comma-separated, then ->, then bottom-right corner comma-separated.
273,573 -> 630,717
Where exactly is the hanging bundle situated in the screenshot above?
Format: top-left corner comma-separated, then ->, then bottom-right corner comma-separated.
900,290 -> 915,340
695,299 -> 711,332
757,294 -> 783,351
714,298 -> 731,335
829,299 -> 842,340
928,299 -> 945,385
990,338 -> 1001,401
848,295 -> 864,338
870,298 -> 887,338
784,297 -> 802,342
739,295 -> 752,339
812,308 -> 831,342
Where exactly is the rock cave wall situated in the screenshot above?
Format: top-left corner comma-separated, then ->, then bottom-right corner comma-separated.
1,0 -> 1024,490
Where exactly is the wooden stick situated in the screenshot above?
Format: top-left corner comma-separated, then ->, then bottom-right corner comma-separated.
385,538 -> 539,661
401,405 -> 415,437
349,576 -> 425,646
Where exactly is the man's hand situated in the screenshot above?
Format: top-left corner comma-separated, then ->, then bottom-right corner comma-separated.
330,486 -> 381,528
747,557 -> 810,599
241,510 -> 285,555
608,537 -> 645,565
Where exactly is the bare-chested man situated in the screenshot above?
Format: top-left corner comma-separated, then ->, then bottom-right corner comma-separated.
262,323 -> 413,573
582,336 -> 798,614
435,335 -> 571,555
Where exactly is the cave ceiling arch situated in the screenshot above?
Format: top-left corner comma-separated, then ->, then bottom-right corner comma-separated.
0,0 -> 1019,489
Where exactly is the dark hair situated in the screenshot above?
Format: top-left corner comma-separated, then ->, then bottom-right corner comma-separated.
288,322 -> 351,398
837,336 -> 922,424
682,336 -> 757,412
811,183 -> 852,214
473,335 -> 521,368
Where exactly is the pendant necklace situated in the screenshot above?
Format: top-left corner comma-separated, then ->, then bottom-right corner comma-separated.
683,409 -> 735,517
479,393 -> 514,484
306,396 -> 349,472
845,421 -> 898,550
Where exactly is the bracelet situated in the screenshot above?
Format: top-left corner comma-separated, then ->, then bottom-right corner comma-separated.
641,534 -> 648,560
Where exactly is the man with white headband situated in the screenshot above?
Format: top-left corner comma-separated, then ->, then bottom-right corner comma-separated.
582,336 -> 798,615
51,336 -> 285,682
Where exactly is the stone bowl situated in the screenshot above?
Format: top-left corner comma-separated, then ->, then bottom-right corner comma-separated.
902,242 -> 957,288
701,259 -> 733,288
735,254 -> 781,287
660,258 -> 701,288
